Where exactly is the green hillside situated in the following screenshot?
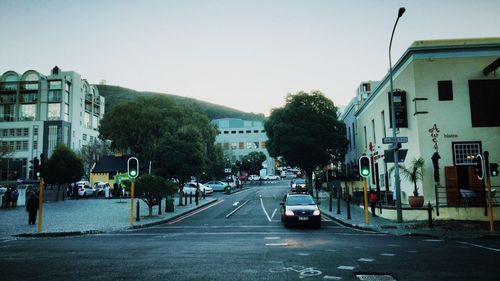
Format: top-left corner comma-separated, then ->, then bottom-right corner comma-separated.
95,85 -> 266,121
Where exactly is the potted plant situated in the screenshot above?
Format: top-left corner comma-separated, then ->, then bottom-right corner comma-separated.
391,157 -> 425,208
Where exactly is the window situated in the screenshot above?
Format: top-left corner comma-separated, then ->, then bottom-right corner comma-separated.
347,127 -> 351,150
468,80 -> 500,127
22,140 -> 28,151
363,126 -> 367,149
49,80 -> 62,90
246,142 -> 254,149
33,140 -> 38,150
83,134 -> 87,141
0,105 -> 15,121
231,143 -> 237,150
223,143 -> 230,150
254,142 -> 259,149
223,131 -> 229,134
352,123 -> 356,147
239,130 -> 244,134
20,104 -> 36,121
239,142 -> 244,149
246,130 -> 251,133
231,131 -> 236,134
48,103 -> 61,120
453,142 -> 481,165
381,111 -> 387,138
438,80 -> 453,101
23,128 -> 29,136
261,142 -> 266,149
253,130 -> 259,133
16,129 -> 22,136
371,119 -> 376,144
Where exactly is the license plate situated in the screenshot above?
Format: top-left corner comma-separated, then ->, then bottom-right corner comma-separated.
298,216 -> 309,221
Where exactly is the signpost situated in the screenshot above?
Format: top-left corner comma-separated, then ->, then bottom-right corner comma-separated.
382,136 -> 408,144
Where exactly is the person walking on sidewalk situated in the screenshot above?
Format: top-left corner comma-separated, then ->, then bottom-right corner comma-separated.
369,190 -> 378,217
26,191 -> 39,225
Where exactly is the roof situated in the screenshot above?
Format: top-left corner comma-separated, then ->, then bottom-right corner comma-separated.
91,155 -> 131,173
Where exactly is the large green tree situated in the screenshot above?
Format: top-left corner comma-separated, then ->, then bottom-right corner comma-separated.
264,91 -> 347,190
135,174 -> 177,216
240,151 -> 267,175
43,144 -> 84,201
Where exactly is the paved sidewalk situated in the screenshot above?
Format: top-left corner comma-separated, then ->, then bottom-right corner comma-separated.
318,191 -> 500,239
0,196 -> 217,238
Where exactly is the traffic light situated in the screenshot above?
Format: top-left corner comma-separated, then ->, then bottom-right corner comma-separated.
39,153 -> 45,178
474,154 -> 484,180
29,159 -> 34,179
127,157 -> 139,179
358,155 -> 371,178
33,157 -> 40,179
490,163 -> 499,177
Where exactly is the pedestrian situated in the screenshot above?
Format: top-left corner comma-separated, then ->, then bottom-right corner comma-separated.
26,191 -> 39,225
369,190 -> 378,217
4,187 -> 12,209
10,187 -> 19,208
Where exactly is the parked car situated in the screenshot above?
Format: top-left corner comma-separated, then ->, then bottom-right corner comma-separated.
263,175 -> 280,181
248,175 -> 260,181
205,181 -> 228,191
93,182 -> 110,196
291,179 -> 307,193
280,193 -> 321,228
76,182 -> 94,197
181,182 -> 213,196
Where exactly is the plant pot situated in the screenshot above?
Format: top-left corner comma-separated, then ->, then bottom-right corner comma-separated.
408,196 -> 424,208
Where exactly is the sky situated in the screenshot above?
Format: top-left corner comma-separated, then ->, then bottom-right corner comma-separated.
1,0 -> 499,116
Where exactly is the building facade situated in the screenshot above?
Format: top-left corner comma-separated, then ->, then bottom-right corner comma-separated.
212,118 -> 275,176
0,67 -> 104,180
342,38 -> 500,220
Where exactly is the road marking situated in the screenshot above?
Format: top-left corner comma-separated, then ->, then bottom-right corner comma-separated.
323,276 -> 342,280
167,199 -> 224,224
266,243 -> 288,246
264,237 -> 280,240
358,258 -> 374,262
233,201 -> 240,206
260,195 -> 272,222
338,266 -> 355,270
296,253 -> 310,256
406,250 -> 418,253
459,241 -> 500,252
380,253 -> 396,256
387,244 -> 400,247
423,239 -> 444,242
226,199 -> 249,218
270,208 -> 277,220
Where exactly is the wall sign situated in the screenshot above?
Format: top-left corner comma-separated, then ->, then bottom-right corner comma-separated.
428,124 -> 440,152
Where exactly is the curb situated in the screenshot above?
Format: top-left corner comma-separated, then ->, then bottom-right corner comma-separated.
321,211 -> 380,232
130,198 -> 219,229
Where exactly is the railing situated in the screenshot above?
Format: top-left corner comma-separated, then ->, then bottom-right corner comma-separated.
436,185 -> 499,207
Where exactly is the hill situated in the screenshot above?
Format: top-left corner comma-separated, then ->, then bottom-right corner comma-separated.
95,85 -> 266,121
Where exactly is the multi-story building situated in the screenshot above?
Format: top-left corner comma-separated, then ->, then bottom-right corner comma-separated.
212,118 -> 275,176
0,66 -> 104,180
341,38 -> 500,220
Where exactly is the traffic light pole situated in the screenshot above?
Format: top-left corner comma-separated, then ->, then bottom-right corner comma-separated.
363,177 -> 369,225
37,177 -> 44,233
130,180 -> 135,225
484,151 -> 494,232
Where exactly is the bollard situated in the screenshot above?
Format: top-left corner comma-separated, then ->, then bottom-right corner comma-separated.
428,201 -> 433,228
166,197 -> 169,212
196,190 -> 199,205
158,198 -> 162,215
347,196 -> 351,220
329,192 -> 332,212
203,190 -> 206,199
190,192 -> 192,204
136,200 -> 140,222
184,192 -> 188,205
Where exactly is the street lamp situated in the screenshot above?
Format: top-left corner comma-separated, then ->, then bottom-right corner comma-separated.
389,7 -> 405,223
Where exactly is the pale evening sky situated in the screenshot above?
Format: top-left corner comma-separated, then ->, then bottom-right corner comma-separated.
1,0 -> 499,116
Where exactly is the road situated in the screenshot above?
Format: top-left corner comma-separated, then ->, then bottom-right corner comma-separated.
1,180 -> 499,281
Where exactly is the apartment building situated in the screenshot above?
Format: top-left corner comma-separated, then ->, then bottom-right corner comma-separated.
0,66 -> 104,180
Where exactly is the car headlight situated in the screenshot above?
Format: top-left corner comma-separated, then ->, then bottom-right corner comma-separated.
313,209 -> 321,216
285,209 -> 295,216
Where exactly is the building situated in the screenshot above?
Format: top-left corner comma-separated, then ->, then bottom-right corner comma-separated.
212,118 -> 275,176
90,155 -> 130,186
0,66 -> 104,180
342,38 -> 500,220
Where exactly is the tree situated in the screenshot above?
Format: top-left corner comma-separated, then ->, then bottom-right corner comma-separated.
390,157 -> 425,197
265,91 -> 347,191
241,151 -> 267,175
135,174 -> 177,216
78,139 -> 111,178
43,144 -> 84,201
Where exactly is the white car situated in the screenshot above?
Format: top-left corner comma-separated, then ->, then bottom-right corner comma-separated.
181,182 -> 213,196
77,183 -> 94,197
248,175 -> 261,181
264,175 -> 280,181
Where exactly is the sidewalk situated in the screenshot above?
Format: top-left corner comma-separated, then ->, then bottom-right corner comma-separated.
0,196 -> 218,238
318,191 -> 500,239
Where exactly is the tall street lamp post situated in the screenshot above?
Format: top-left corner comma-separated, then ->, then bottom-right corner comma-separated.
389,7 -> 405,223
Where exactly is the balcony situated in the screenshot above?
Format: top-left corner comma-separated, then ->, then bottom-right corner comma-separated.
0,82 -> 18,92
20,93 -> 38,103
0,94 -> 17,104
20,81 -> 39,91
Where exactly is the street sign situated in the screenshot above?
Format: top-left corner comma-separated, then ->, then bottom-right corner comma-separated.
224,168 -> 231,173
384,149 -> 408,163
382,136 -> 408,144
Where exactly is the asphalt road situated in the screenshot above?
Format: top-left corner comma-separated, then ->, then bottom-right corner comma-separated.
1,180 -> 499,281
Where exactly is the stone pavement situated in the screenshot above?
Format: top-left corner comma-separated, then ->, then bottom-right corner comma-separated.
0,195 -> 217,238
318,191 -> 500,239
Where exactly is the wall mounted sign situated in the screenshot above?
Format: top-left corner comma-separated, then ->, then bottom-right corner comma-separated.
428,124 -> 440,152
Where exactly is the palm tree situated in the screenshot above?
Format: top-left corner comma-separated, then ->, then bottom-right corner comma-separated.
390,157 -> 425,197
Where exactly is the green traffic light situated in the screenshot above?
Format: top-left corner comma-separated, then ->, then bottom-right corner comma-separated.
360,169 -> 370,177
130,170 -> 137,177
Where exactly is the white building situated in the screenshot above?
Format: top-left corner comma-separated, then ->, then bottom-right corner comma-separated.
0,67 -> 104,180
212,118 -> 275,176
342,38 -> 500,220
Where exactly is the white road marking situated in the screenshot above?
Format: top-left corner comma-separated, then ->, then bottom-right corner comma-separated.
270,208 -> 277,220
323,276 -> 342,280
266,243 -> 288,246
423,239 -> 444,242
233,201 -> 240,206
459,241 -> 500,252
338,266 -> 355,270
406,250 -> 418,253
167,200 -> 224,224
358,258 -> 374,262
226,199 -> 249,218
296,253 -> 310,256
260,195 -> 272,222
380,253 -> 396,256
264,237 -> 280,240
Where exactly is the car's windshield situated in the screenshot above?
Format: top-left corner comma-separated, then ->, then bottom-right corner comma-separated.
286,195 -> 315,205
295,179 -> 305,184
